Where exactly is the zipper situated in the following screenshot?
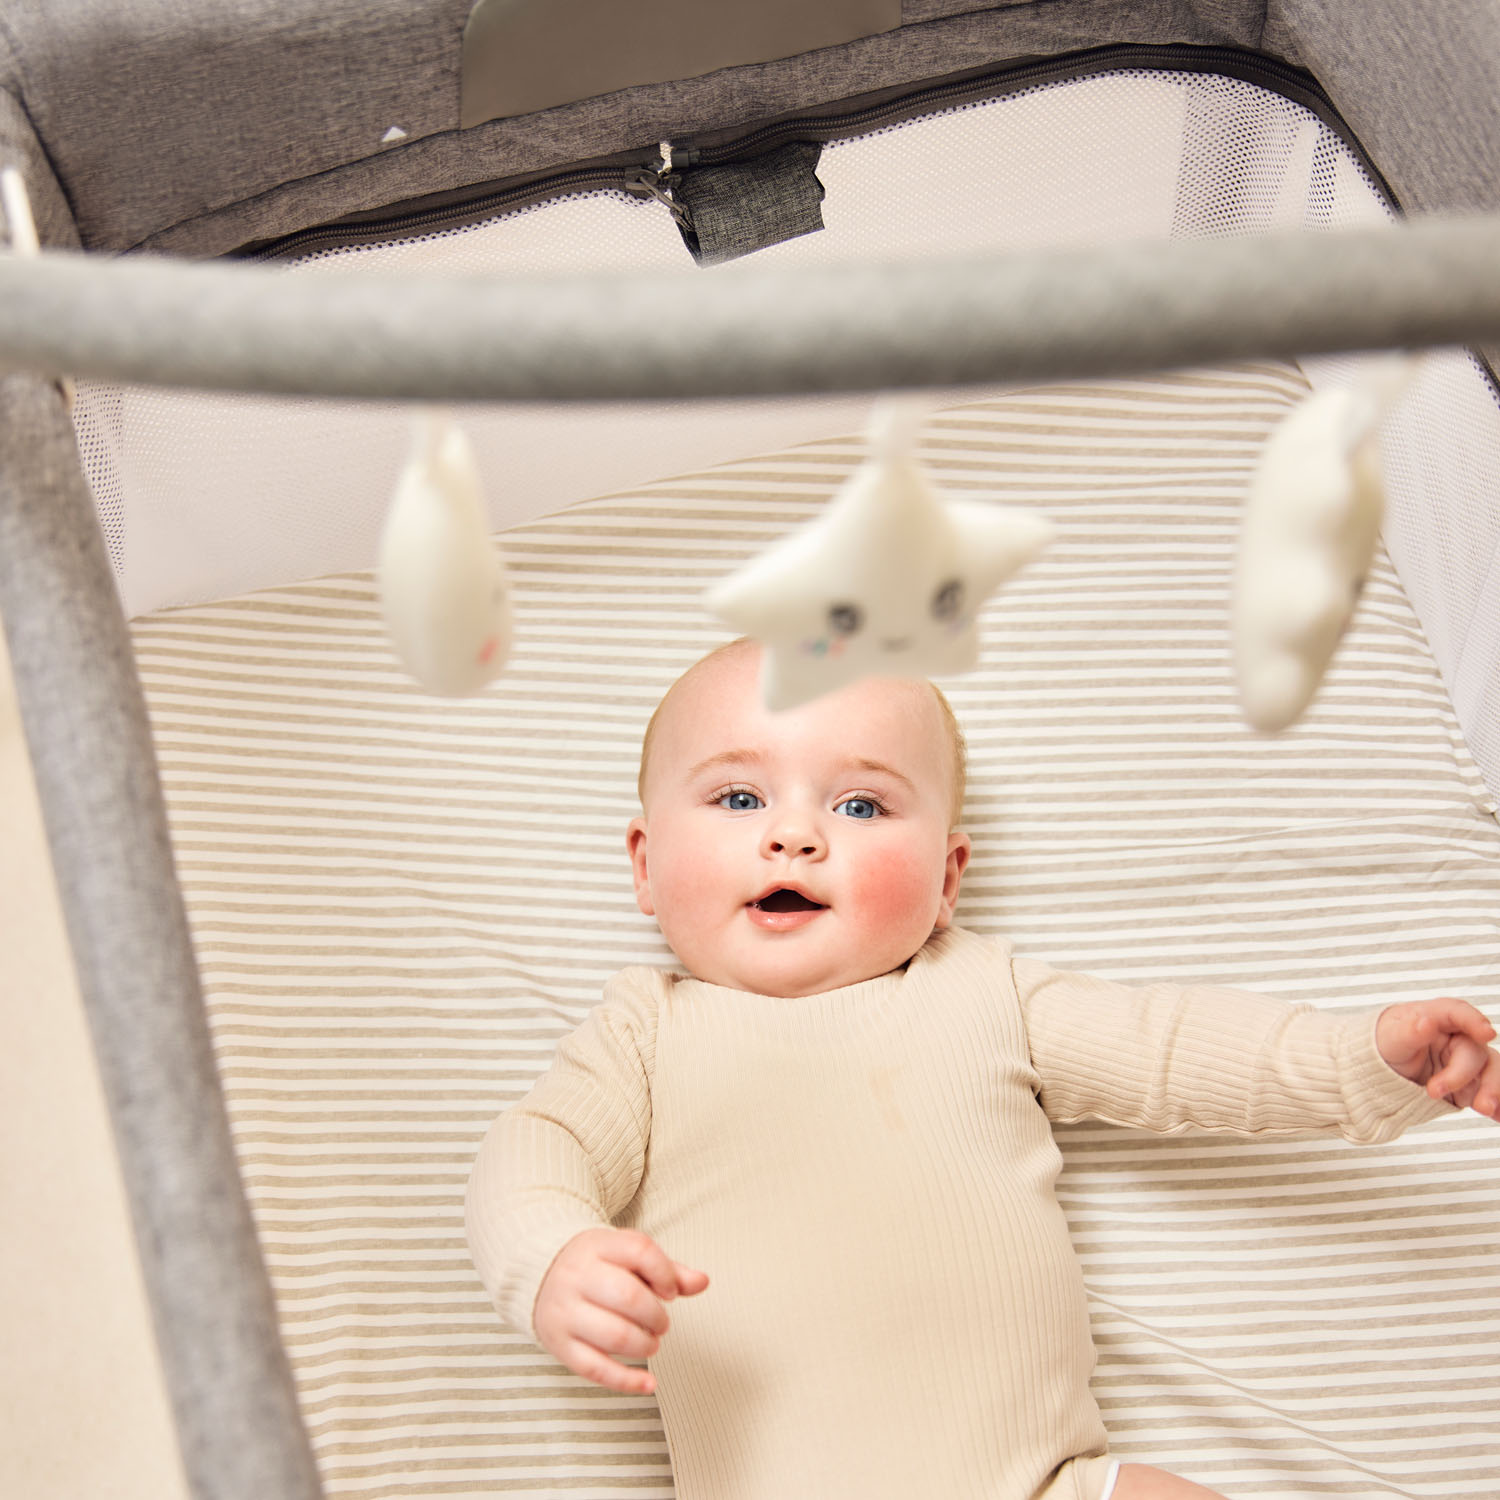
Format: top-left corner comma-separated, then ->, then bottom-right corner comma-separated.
668,43 -> 1393,197
622,141 -> 695,233
238,43 -> 1398,264
239,159 -> 663,261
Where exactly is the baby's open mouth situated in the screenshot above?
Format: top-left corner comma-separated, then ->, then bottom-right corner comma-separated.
751,889 -> 827,913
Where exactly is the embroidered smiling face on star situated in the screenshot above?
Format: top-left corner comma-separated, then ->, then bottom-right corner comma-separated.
800,574 -> 972,662
705,403 -> 1054,711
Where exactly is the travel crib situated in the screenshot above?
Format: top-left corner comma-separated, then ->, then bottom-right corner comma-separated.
1,4 -> 1498,1499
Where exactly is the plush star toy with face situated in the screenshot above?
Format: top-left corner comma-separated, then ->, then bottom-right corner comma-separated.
705,402 -> 1055,711
379,410 -> 513,696
1232,358 -> 1415,733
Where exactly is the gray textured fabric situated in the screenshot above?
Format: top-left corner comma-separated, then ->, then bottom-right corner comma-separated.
461,0 -> 900,127
0,376 -> 323,1500
0,0 -> 467,254
906,0 -> 1255,21
3,0 -> 1500,260
1265,0 -> 1500,375
1265,0 -> 1500,213
0,89 -> 79,248
674,141 -> 826,264
2,217 -> 1497,399
0,1 -> 1261,257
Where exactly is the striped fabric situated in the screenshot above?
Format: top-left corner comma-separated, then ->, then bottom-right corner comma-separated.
131,363 -> 1500,1499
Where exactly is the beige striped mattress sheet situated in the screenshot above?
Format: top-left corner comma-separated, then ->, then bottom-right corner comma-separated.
131,362 -> 1500,1499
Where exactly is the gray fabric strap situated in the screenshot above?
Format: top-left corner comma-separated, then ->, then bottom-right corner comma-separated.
0,216 -> 1497,399
673,142 -> 826,265
0,376 -> 324,1500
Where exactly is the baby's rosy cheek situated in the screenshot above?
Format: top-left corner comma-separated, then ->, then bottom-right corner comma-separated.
653,845 -> 739,925
851,848 -> 942,923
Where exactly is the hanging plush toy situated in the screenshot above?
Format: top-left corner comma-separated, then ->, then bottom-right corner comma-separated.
705,400 -> 1055,711
1232,359 -> 1416,732
379,410 -> 513,695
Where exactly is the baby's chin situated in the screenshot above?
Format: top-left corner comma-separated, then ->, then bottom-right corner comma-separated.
676,946 -> 899,998
657,907 -> 936,996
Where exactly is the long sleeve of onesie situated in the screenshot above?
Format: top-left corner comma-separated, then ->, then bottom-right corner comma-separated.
465,968 -> 662,1334
1014,953 -> 1451,1141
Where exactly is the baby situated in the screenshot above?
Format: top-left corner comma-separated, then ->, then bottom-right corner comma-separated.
466,637 -> 1499,1500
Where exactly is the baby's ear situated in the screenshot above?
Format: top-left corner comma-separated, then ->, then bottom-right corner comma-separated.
936,831 -> 971,928
625,818 -> 655,916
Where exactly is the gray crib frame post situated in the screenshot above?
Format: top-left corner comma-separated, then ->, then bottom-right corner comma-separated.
0,375 -> 325,1500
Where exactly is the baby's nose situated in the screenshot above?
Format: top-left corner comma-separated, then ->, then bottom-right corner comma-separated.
768,835 -> 819,855
762,816 -> 826,859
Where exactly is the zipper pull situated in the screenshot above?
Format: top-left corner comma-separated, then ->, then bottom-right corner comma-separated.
624,141 -> 694,231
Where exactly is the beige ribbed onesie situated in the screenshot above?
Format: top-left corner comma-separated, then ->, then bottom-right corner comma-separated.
466,926 -> 1446,1500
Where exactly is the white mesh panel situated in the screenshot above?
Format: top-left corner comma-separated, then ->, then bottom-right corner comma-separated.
1303,348 -> 1500,794
69,383 -> 128,579
69,66 -> 1500,794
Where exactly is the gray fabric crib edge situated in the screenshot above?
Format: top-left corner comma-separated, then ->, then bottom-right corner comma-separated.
1,1 -> 1497,260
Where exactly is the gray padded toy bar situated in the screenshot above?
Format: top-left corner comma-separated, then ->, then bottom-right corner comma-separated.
0,216 -> 1497,401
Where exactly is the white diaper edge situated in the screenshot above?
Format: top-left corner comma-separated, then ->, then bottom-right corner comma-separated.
1097,1458 -> 1123,1500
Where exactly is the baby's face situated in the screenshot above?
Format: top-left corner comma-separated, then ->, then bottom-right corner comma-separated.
628,644 -> 969,997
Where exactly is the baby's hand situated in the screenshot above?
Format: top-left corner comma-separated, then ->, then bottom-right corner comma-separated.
1376,998 -> 1500,1119
533,1227 -> 709,1395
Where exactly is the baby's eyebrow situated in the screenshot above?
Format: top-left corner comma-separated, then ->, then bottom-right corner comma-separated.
686,748 -> 765,780
847,758 -> 918,794
684,749 -> 918,794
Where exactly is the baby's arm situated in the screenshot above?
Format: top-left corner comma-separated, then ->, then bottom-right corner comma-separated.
1014,953 -> 1463,1141
1376,997 -> 1499,1118
534,1227 -> 709,1395
466,974 -> 671,1346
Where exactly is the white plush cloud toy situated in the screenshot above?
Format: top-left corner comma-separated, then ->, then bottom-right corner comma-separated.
1232,359 -> 1415,733
379,410 -> 513,696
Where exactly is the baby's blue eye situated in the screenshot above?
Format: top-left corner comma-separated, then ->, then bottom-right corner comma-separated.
718,790 -> 764,811
835,797 -> 880,820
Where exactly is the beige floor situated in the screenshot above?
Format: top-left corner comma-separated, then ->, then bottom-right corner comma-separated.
0,624 -> 188,1499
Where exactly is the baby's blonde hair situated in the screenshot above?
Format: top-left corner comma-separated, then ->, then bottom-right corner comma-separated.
637,639 -> 968,826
